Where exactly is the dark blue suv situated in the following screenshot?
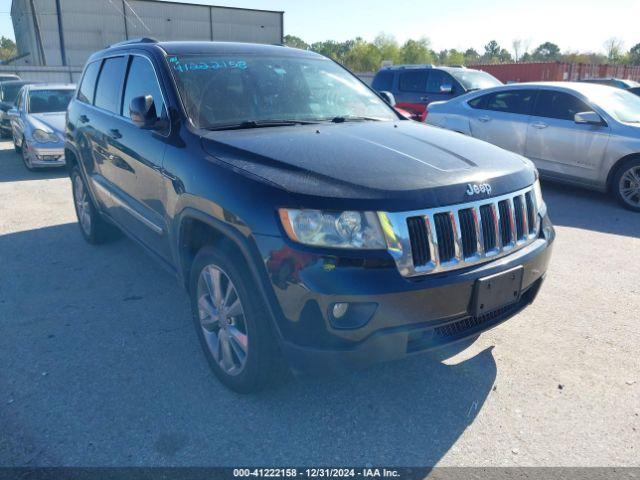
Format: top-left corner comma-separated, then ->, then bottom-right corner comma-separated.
372,65 -> 502,121
66,39 -> 553,392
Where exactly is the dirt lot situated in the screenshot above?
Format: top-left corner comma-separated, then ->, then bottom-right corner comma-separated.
0,139 -> 638,466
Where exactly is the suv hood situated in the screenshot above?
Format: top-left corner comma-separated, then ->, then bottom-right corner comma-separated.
201,121 -> 536,209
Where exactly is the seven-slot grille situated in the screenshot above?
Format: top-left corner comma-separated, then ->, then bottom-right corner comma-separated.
382,185 -> 540,277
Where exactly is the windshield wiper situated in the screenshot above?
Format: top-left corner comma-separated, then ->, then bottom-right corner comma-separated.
205,119 -> 318,131
328,116 -> 384,123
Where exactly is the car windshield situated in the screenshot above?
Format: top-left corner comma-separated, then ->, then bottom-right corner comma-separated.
590,88 -> 640,123
28,89 -> 74,114
451,69 -> 502,90
1,84 -> 26,104
623,79 -> 640,88
168,54 -> 396,129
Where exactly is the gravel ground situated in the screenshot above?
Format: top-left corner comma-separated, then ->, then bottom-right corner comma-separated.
0,140 -> 638,467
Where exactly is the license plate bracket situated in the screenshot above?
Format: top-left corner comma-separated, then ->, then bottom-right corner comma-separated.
472,266 -> 524,317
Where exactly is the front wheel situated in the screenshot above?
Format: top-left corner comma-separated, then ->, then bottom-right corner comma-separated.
20,137 -> 34,171
613,158 -> 640,212
189,246 -> 282,393
70,166 -> 115,244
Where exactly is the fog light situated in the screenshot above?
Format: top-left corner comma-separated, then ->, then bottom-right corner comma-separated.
332,303 -> 349,319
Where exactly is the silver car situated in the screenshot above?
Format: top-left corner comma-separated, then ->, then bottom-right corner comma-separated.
426,82 -> 640,211
8,83 -> 75,170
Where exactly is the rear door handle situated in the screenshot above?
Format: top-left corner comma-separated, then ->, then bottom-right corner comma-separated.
478,115 -> 491,123
531,122 -> 548,129
79,115 -> 90,124
109,129 -> 122,139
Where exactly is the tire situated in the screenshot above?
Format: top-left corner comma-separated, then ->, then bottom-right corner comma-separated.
189,245 -> 282,393
20,137 -> 34,171
13,133 -> 21,153
612,158 -> 640,212
70,166 -> 115,244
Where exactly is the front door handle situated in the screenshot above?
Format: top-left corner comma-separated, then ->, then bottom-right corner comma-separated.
109,129 -> 122,139
79,115 -> 89,124
478,115 -> 491,123
531,122 -> 548,129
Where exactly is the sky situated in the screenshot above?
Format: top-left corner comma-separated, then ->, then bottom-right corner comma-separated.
0,0 -> 638,55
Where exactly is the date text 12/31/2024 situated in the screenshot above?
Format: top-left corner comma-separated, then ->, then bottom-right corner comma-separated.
233,469 -> 401,478
169,56 -> 248,72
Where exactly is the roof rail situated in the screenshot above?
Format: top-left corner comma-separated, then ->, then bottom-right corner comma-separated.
385,64 -> 436,70
109,37 -> 159,48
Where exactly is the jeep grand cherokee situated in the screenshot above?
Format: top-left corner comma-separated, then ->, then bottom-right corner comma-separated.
65,39 -> 554,393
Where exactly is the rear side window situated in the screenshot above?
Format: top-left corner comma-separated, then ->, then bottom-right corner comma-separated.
78,61 -> 101,104
399,71 -> 427,92
471,90 -> 536,115
372,71 -> 394,91
533,90 -> 591,121
122,56 -> 166,119
94,57 -> 127,114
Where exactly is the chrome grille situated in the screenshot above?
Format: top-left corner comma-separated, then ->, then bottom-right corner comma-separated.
379,185 -> 540,277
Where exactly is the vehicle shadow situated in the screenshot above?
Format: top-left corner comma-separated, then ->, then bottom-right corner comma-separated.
0,140 -> 67,183
541,179 -> 640,238
0,222 -> 497,467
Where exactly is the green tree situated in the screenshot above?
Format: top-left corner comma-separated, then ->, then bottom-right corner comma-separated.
283,35 -> 309,50
603,37 -> 624,64
464,48 -> 480,64
373,33 -> 401,65
498,48 -> 513,63
629,43 -> 640,65
0,36 -> 17,63
399,38 -> 434,64
532,42 -> 561,61
483,40 -> 501,60
343,38 -> 382,72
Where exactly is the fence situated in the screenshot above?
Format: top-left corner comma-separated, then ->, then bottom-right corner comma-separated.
0,65 -> 82,83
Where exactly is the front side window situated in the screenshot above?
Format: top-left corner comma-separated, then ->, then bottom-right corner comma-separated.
398,70 -> 427,92
28,89 -> 74,114
94,57 -> 127,114
123,56 -> 166,119
426,70 -> 454,94
533,91 -> 591,121
168,54 -> 396,129
451,69 -> 502,91
78,61 -> 101,104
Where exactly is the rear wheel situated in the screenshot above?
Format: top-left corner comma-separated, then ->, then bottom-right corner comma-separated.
613,158 -> 640,212
189,245 -> 282,393
70,166 -> 115,244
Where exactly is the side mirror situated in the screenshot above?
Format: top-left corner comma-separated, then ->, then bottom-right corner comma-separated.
130,95 -> 159,129
378,91 -> 396,107
440,84 -> 453,94
574,111 -> 603,125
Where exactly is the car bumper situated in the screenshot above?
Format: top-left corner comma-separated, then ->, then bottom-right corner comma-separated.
254,214 -> 555,373
24,144 -> 66,168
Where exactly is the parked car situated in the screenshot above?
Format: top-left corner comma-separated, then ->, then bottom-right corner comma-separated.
0,73 -> 20,82
426,82 -> 640,211
0,80 -> 30,137
66,39 -> 553,392
580,78 -> 640,90
9,83 -> 75,170
629,87 -> 640,97
371,65 -> 502,121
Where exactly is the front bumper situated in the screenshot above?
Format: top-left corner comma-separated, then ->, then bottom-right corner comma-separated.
255,215 -> 555,373
24,143 -> 66,168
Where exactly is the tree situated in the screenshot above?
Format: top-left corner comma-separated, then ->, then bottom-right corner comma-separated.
512,39 -> 523,62
399,38 -> 434,64
532,42 -> 561,61
0,36 -> 17,63
373,33 -> 401,65
498,48 -> 513,63
629,43 -> 640,66
603,37 -> 624,64
343,38 -> 382,72
283,35 -> 309,50
484,40 -> 501,59
464,48 -> 480,64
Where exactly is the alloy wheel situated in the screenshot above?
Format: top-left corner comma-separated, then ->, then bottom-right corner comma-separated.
619,165 -> 640,208
196,265 -> 249,376
73,174 -> 92,235
21,139 -> 32,169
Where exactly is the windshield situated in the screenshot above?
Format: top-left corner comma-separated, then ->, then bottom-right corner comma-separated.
168,54 -> 397,129
590,88 -> 640,123
623,79 -> 640,88
1,84 -> 26,104
27,89 -> 74,114
451,69 -> 502,90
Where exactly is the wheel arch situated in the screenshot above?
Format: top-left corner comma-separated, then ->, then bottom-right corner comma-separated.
606,152 -> 640,192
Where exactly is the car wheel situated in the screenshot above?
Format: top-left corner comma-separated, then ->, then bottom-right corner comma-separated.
70,166 -> 115,244
20,137 -> 34,171
12,132 -> 21,153
613,158 -> 640,212
189,245 -> 282,393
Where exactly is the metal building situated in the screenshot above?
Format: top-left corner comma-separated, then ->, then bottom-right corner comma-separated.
10,0 -> 284,67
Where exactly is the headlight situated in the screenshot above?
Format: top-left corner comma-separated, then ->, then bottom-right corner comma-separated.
32,129 -> 58,143
279,209 -> 386,249
533,179 -> 547,217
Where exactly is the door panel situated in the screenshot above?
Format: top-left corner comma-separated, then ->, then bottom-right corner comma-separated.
524,90 -> 611,181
